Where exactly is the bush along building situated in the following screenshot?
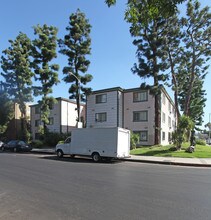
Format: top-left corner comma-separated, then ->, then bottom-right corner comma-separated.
30,97 -> 86,140
86,86 -> 176,146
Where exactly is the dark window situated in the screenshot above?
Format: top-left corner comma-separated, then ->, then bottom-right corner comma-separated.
35,120 -> 40,127
133,111 -> 148,122
96,94 -> 107,104
133,91 -> 148,102
48,117 -> 54,125
35,106 -> 40,114
134,131 -> 148,142
162,132 -> 165,141
95,112 -> 107,122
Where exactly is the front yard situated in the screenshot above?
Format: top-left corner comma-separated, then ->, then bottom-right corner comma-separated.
130,144 -> 211,158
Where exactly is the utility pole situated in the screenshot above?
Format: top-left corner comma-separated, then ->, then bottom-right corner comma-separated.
68,72 -> 82,128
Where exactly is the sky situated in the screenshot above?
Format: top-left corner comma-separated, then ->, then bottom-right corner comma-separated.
0,0 -> 210,128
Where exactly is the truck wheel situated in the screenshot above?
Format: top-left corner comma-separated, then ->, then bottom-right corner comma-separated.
57,150 -> 63,158
92,152 -> 101,162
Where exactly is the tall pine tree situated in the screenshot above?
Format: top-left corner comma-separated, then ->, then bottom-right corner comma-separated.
1,32 -> 33,140
31,24 -> 59,134
58,9 -> 92,124
179,0 -> 211,119
0,83 -> 14,137
127,2 -> 169,144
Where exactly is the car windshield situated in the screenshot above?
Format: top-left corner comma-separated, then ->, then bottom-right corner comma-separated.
18,141 -> 26,146
8,140 -> 17,145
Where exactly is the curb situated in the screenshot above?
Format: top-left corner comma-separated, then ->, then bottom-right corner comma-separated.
121,158 -> 211,167
31,149 -> 211,167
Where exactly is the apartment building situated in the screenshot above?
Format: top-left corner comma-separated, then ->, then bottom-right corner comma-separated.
6,103 -> 31,140
30,97 -> 85,140
86,86 -> 176,146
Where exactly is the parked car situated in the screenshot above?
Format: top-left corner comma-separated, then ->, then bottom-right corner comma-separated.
2,140 -> 32,152
0,141 -> 4,150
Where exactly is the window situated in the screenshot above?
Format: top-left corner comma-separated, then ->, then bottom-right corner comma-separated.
162,112 -> 166,123
133,91 -> 147,102
172,120 -> 175,130
168,132 -> 172,142
162,94 -> 166,105
48,117 -> 54,125
96,94 -> 107,104
65,137 -> 71,143
35,119 -> 40,127
35,133 -> 41,140
35,106 -> 40,114
134,131 -> 148,142
162,132 -> 165,141
133,111 -> 148,122
49,103 -> 54,110
168,116 -> 171,127
95,112 -> 107,122
168,102 -> 171,112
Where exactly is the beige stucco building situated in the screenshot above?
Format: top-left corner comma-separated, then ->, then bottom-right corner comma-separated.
6,103 -> 31,140
30,97 -> 85,140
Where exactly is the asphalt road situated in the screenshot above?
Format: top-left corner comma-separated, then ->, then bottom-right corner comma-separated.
0,152 -> 211,220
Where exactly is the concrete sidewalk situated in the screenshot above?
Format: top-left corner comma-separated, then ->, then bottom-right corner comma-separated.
125,155 -> 211,167
31,148 -> 211,167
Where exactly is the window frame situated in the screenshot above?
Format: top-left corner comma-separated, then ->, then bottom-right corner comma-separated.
35,119 -> 40,127
162,112 -> 166,123
134,130 -> 148,142
48,117 -> 54,125
95,112 -> 107,122
133,111 -> 148,122
133,91 -> 148,102
95,94 -> 107,104
162,131 -> 165,141
35,106 -> 40,114
168,116 -> 171,127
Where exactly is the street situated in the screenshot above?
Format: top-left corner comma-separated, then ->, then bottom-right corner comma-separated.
0,152 -> 211,220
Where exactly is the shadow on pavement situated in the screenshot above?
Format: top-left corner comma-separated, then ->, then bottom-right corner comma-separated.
39,155 -> 124,164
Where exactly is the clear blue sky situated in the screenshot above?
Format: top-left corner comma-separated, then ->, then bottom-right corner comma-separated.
0,0 -> 210,127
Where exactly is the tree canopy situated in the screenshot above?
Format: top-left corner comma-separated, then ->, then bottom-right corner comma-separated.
31,24 -> 59,133
105,0 -> 185,20
1,32 -> 33,140
58,9 -> 92,123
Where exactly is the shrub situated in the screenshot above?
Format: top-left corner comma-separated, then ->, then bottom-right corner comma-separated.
130,132 -> 140,150
44,132 -> 71,147
195,139 -> 206,146
31,140 -> 44,148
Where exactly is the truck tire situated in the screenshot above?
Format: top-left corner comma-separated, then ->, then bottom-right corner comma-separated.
92,152 -> 101,162
57,150 -> 64,158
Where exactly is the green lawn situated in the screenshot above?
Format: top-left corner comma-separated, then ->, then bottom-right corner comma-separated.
130,144 -> 211,158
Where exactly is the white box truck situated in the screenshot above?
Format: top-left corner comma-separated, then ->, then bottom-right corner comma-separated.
55,127 -> 130,162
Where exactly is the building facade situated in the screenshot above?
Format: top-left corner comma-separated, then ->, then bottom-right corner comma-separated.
30,97 -> 85,140
86,87 -> 176,146
6,103 -> 31,140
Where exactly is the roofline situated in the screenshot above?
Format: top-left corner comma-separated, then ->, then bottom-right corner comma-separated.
29,97 -> 85,107
123,87 -> 148,93
90,87 -> 124,94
